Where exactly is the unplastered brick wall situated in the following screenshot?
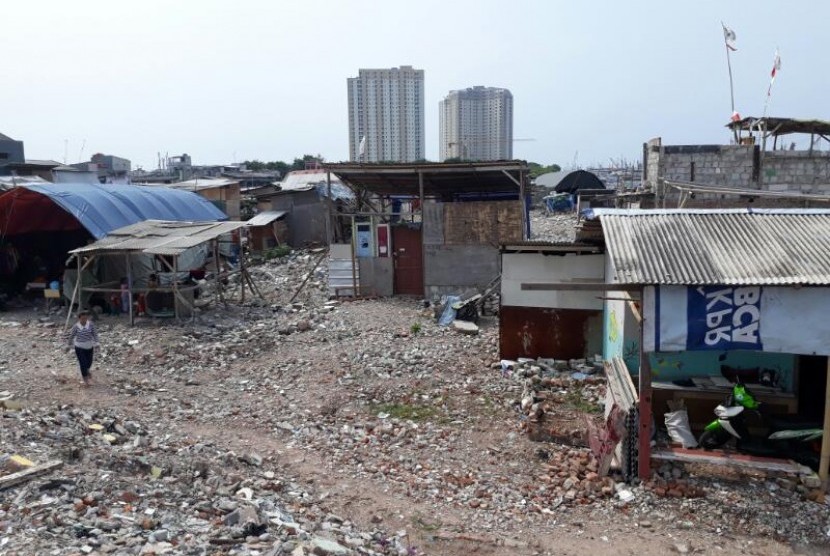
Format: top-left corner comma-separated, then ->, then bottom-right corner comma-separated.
659,144 -> 757,187
644,136 -> 830,195
763,151 -> 830,194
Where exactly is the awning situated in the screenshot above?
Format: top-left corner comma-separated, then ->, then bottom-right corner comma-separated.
247,211 -> 288,227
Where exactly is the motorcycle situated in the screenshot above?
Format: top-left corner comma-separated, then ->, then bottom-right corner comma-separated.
698,382 -> 822,470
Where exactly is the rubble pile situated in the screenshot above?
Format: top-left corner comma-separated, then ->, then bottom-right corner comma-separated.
502,358 -> 605,443
0,405 -> 413,555
529,211 -> 578,242
2,246 -> 830,554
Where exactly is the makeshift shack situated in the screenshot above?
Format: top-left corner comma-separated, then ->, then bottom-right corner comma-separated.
246,211 -> 288,252
161,178 -> 242,219
254,170 -> 353,247
325,161 -> 529,298
0,183 -> 227,306
66,220 -> 260,326
499,241 -> 604,360
520,208 -> 830,490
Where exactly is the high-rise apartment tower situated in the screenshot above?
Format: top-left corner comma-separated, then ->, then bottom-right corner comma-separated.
347,66 -> 425,163
439,86 -> 513,161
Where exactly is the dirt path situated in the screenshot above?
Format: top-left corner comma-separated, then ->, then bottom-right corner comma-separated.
2,305 -> 829,555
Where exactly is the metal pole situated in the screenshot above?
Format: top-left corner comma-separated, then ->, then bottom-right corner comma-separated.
818,357 -> 830,502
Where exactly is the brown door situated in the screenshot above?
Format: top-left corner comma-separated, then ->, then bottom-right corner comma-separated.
392,226 -> 423,296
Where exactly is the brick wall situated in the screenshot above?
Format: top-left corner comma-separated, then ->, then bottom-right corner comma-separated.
643,136 -> 830,199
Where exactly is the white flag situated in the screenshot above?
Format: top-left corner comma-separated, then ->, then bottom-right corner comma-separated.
722,23 -> 737,51
358,136 -> 366,157
768,49 -> 782,96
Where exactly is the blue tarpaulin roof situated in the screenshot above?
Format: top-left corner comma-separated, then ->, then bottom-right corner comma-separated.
0,183 -> 228,239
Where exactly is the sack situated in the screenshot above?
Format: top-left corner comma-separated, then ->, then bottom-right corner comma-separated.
664,409 -> 698,448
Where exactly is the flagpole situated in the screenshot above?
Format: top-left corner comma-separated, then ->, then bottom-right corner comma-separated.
763,48 -> 780,120
722,22 -> 738,143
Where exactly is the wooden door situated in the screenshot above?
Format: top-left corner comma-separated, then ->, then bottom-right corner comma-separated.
392,226 -> 423,296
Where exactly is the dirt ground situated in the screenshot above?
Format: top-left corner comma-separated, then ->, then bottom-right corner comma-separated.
2,297 -> 830,555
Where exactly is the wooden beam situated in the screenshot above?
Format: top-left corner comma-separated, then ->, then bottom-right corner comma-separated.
521,282 -> 642,292
0,460 -> 63,491
819,356 -> 830,502
638,336 -> 653,480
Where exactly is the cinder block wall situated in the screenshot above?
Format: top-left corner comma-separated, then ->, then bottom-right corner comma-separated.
643,137 -> 830,199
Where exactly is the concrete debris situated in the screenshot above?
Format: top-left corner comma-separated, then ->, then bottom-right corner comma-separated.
0,239 -> 828,554
451,319 -> 479,335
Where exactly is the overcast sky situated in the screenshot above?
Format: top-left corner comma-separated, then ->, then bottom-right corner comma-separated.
3,0 -> 827,170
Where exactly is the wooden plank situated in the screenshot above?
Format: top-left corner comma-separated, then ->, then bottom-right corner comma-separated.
521,282 -> 642,292
0,460 -> 64,491
819,356 -> 830,502
653,447 -> 812,475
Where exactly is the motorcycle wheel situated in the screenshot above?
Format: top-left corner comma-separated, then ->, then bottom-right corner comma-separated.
699,429 -> 727,450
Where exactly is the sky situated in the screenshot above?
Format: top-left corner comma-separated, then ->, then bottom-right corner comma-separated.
2,0 -> 828,170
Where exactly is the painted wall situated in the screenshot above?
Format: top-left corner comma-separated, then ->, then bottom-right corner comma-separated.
501,252 -> 604,310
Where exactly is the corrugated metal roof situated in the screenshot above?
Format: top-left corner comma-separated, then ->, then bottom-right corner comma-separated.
247,211 -> 287,227
70,220 -> 247,256
600,209 -> 830,286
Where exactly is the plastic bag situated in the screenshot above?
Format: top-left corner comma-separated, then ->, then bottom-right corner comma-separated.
664,409 -> 698,448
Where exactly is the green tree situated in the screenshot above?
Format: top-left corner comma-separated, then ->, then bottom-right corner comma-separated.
528,162 -> 562,178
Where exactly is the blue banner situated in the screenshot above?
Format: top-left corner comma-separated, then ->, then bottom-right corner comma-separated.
686,286 -> 763,351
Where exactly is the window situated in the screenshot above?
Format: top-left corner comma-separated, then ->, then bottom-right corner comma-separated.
0,153 -> 8,160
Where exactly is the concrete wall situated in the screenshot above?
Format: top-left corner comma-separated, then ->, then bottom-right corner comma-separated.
358,257 -> 393,296
269,190 -> 327,247
0,138 -> 25,175
424,244 -> 499,298
501,252 -> 604,310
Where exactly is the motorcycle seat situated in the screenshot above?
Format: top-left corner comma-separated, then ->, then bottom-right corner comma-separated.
767,416 -> 823,431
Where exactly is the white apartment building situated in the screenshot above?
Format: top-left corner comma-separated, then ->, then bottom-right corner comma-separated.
439,86 -> 513,161
347,66 -> 425,163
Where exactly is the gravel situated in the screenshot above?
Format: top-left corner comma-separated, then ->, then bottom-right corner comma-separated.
1,247 -> 829,555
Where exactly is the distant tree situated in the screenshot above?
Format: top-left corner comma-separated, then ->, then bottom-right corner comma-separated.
289,154 -> 324,172
243,159 -> 266,171
443,157 -> 464,163
528,162 -> 562,178
265,161 -> 290,176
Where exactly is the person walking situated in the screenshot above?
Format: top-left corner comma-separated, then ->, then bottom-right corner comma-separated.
66,310 -> 100,386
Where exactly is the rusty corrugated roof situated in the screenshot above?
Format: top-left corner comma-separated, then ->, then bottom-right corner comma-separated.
597,209 -> 830,285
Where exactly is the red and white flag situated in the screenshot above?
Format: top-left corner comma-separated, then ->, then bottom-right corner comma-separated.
722,24 -> 737,51
768,49 -> 782,96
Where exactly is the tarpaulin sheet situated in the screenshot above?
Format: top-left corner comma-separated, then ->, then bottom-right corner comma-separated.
0,183 -> 227,239
644,285 -> 830,356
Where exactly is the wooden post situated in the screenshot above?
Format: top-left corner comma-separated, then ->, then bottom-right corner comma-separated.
418,171 -> 426,298
350,215 -> 357,297
818,356 -> 830,501
213,240 -> 225,306
238,229 -> 245,303
64,254 -> 84,331
518,169 -> 527,240
638,295 -> 653,481
172,256 -> 180,321
326,171 -> 333,244
125,253 -> 134,326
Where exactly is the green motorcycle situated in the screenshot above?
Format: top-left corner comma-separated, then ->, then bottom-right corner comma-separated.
698,382 -> 822,470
